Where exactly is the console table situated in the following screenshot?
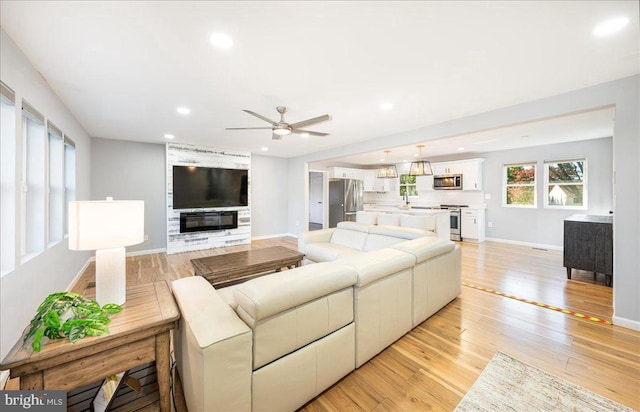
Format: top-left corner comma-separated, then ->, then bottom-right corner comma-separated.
0,281 -> 179,411
563,214 -> 613,286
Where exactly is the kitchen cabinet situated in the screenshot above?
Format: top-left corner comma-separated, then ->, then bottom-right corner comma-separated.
363,170 -> 378,191
462,159 -> 484,190
416,174 -> 434,192
461,209 -> 485,242
432,162 -> 462,175
563,214 -> 613,286
329,167 -> 365,180
376,177 -> 396,192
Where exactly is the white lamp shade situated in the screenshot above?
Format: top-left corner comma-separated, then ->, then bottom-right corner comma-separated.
69,200 -> 144,250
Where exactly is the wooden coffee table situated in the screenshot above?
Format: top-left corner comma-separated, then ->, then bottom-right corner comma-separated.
191,246 -> 305,288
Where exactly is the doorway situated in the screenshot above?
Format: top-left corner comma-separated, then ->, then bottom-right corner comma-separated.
309,172 -> 325,231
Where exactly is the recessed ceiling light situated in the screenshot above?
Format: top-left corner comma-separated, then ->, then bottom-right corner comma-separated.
413,153 -> 419,157
593,17 -> 629,37
379,158 -> 385,162
176,107 -> 191,115
164,134 -> 175,140
458,147 -> 465,151
379,102 -> 393,111
210,32 -> 233,49
260,147 -> 269,152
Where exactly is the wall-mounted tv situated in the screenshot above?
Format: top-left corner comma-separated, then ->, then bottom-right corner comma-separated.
172,165 -> 248,209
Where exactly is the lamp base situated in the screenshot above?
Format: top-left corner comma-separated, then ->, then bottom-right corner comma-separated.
96,247 -> 127,306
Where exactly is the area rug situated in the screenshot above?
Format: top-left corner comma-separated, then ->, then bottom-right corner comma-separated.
455,352 -> 635,412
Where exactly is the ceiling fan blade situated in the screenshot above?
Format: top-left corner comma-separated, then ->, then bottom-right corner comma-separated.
292,129 -> 330,136
289,114 -> 331,130
243,110 -> 279,126
225,127 -> 273,130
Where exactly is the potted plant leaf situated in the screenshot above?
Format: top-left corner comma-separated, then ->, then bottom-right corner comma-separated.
24,292 -> 122,352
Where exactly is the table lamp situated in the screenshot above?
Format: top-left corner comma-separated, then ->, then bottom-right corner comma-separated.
68,198 -> 144,305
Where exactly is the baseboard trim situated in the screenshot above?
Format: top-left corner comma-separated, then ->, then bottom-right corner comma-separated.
485,237 -> 562,251
252,233 -> 298,240
612,315 -> 640,331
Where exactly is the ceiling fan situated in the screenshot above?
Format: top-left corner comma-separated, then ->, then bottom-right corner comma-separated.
226,106 -> 331,140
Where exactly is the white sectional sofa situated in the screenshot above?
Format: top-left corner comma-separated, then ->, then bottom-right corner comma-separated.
171,222 -> 461,412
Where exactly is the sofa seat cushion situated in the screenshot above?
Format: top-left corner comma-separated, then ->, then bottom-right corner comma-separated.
233,262 -> 358,369
337,248 -> 416,288
304,242 -> 361,262
330,227 -> 369,250
362,234 -> 408,251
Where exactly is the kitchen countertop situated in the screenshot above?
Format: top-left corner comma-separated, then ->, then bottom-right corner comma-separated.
364,203 -> 487,212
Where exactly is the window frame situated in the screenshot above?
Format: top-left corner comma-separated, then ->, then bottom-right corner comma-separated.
1,81 -> 17,276
47,121 -> 65,246
543,158 -> 588,210
398,174 -> 418,197
502,162 -> 537,208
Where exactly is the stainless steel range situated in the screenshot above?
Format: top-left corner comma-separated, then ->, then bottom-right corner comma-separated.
439,205 -> 468,241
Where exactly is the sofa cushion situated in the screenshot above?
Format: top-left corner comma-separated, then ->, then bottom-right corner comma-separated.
391,236 -> 455,262
362,234 -> 407,251
370,225 -> 435,240
401,214 -> 437,231
304,242 -> 361,262
377,213 -> 401,226
355,211 -> 378,225
330,227 -> 369,251
337,248 -> 416,288
233,262 -> 357,369
336,221 -> 373,233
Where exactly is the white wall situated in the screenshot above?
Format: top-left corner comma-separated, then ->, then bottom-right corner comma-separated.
287,76 -> 640,329
91,138 -> 166,252
251,155 -> 290,237
0,28 -> 92,359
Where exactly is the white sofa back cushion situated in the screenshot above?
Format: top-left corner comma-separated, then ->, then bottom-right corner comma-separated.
233,262 -> 357,369
377,213 -> 401,226
331,226 -> 369,250
401,214 -> 437,231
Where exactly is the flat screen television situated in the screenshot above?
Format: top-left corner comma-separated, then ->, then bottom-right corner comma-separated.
172,166 -> 248,209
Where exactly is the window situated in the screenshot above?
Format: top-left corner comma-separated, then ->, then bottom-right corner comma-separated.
1,82 -> 16,276
64,136 -> 76,237
399,174 -> 418,197
503,163 -> 536,207
544,159 -> 587,209
48,122 -> 64,245
22,101 -> 46,259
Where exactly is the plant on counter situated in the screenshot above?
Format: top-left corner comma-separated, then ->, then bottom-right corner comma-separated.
25,292 -> 123,352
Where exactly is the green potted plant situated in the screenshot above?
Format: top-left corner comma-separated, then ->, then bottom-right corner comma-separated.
25,292 -> 122,352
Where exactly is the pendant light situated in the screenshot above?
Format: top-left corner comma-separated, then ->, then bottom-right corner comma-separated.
377,150 -> 398,178
409,144 -> 433,176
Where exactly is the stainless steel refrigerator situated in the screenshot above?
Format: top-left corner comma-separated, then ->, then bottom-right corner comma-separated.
329,179 -> 364,227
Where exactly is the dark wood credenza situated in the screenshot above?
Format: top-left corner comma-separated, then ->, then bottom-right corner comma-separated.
563,214 -> 613,286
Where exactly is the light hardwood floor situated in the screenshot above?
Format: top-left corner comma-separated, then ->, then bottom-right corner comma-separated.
63,238 -> 640,410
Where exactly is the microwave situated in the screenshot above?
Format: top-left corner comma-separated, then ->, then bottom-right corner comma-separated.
433,174 -> 463,190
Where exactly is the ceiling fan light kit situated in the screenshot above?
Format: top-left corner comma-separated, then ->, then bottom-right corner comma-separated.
227,106 -> 331,140
377,150 -> 398,179
409,144 -> 433,176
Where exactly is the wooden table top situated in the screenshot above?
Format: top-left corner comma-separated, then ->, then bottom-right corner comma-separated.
0,281 -> 180,374
191,246 -> 304,287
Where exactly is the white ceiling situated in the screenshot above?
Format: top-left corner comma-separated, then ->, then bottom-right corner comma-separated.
1,1 -> 638,159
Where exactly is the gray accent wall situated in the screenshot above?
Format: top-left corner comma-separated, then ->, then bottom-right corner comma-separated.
0,29 -> 93,359
91,138 -> 166,252
287,76 -> 640,329
482,137 -> 612,248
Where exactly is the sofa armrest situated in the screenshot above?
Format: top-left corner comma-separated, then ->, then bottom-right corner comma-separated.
298,228 -> 335,253
172,276 -> 252,412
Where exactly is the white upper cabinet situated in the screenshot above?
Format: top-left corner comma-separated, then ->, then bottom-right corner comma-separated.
462,159 -> 484,190
363,170 -> 378,191
329,167 -> 365,180
432,162 -> 462,175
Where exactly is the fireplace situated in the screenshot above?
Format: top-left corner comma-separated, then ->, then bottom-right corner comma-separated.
179,211 -> 238,233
